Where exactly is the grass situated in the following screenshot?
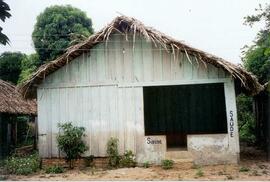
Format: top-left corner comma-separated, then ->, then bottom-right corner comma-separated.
239,166 -> 250,172
195,168 -> 204,178
45,165 -> 64,174
161,159 -> 174,170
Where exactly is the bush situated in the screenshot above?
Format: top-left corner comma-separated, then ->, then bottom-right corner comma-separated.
119,150 -> 136,168
161,159 -> 174,169
57,122 -> 88,169
45,165 -> 64,174
106,137 -> 120,168
5,153 -> 40,175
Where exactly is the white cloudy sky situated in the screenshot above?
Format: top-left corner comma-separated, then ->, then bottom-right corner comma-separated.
0,0 -> 268,64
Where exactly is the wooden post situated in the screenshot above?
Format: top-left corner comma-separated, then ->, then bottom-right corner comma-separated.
34,116 -> 38,150
14,120 -> 17,146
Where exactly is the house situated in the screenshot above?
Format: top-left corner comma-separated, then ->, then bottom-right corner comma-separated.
0,79 -> 36,159
20,16 -> 263,165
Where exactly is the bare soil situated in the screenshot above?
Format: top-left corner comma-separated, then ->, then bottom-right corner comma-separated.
4,147 -> 270,181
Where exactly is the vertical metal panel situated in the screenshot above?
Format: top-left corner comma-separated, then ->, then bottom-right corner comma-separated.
123,35 -> 134,82
133,36 -> 144,82
152,44 -> 163,81
173,51 -> 184,80
162,49 -> 171,80
142,39 -> 153,81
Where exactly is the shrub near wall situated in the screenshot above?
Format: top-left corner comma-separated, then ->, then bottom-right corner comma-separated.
5,153 -> 40,175
57,122 -> 88,169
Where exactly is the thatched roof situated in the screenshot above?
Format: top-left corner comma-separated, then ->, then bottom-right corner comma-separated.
0,79 -> 36,115
19,15 -> 263,98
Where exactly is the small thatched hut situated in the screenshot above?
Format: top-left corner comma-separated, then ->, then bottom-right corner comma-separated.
0,79 -> 36,158
20,16 -> 263,165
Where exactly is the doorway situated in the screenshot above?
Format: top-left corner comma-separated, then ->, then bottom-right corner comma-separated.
143,83 -> 227,150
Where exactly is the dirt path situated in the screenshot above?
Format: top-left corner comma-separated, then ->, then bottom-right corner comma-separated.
2,147 -> 269,181
5,158 -> 270,181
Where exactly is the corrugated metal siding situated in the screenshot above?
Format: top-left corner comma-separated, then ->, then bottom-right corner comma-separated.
37,33 -> 231,157
38,86 -> 144,157
42,34 -> 229,86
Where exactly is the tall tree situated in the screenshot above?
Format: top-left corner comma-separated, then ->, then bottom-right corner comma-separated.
0,52 -> 25,84
32,5 -> 94,64
0,0 -> 11,45
243,4 -> 270,84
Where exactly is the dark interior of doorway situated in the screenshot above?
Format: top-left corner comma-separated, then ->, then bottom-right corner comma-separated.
143,83 -> 227,150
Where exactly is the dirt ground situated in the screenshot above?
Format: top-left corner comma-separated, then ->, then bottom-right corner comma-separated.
4,147 -> 270,181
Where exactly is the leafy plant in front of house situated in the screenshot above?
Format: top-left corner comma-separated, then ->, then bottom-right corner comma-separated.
4,153 -> 40,175
106,137 -> 120,168
57,122 -> 88,169
161,159 -> 174,169
45,165 -> 64,174
119,150 -> 136,168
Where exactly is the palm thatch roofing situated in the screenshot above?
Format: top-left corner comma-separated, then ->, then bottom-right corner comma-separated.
19,15 -> 263,98
0,79 -> 36,115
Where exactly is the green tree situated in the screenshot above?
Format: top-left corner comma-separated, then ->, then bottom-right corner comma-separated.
18,53 -> 39,84
243,4 -> 270,84
236,94 -> 256,144
32,5 -> 94,64
0,0 -> 11,45
0,52 -> 25,84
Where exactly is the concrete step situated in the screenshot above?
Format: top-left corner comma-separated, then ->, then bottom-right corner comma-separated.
172,158 -> 193,163
165,150 -> 194,162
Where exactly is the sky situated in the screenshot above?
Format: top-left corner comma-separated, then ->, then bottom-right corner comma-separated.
0,0 -> 268,64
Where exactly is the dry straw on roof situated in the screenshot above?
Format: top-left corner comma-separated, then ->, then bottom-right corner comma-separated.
0,79 -> 36,115
19,15 -> 263,97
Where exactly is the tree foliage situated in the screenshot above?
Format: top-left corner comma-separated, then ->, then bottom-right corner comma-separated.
18,53 -> 39,84
0,52 -> 26,84
243,3 -> 270,84
236,94 -> 256,144
32,5 -> 94,64
0,0 -> 11,45
57,122 -> 88,169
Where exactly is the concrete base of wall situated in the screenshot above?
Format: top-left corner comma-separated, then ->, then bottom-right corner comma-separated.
188,134 -> 239,165
135,134 -> 239,165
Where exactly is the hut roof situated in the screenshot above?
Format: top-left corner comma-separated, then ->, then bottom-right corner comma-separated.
0,79 -> 36,115
19,15 -> 263,98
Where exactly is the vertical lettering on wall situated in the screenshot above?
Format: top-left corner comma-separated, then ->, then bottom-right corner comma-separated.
229,110 -> 234,137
